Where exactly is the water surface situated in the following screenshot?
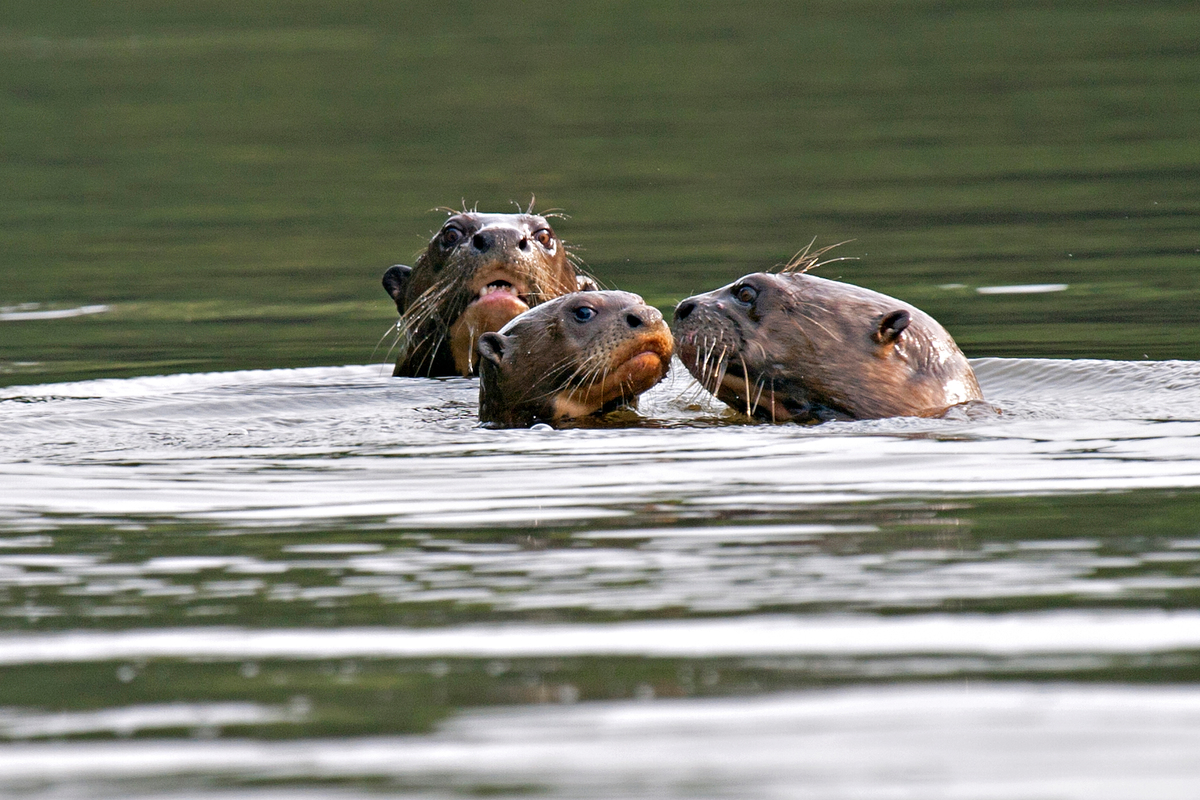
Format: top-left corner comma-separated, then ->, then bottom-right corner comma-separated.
2,359 -> 1200,797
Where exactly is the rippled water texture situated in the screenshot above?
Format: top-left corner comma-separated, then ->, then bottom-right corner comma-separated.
1,360 -> 1200,797
4,359 -> 1200,526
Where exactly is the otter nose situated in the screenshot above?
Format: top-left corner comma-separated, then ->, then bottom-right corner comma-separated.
473,228 -> 529,255
674,300 -> 696,321
625,305 -> 663,329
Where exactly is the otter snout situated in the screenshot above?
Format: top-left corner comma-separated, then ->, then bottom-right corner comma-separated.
625,305 -> 663,329
471,227 -> 528,255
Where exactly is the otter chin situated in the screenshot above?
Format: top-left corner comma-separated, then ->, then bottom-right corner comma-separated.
477,291 -> 674,428
382,210 -> 596,378
673,270 -> 983,423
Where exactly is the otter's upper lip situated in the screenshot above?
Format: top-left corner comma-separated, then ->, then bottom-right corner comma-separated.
613,332 -> 675,371
633,339 -> 674,361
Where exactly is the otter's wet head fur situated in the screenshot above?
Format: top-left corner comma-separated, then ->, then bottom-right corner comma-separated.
477,291 -> 674,428
382,210 -> 595,377
673,271 -> 983,423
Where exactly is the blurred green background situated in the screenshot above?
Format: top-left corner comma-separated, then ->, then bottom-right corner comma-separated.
3,0 -> 1198,386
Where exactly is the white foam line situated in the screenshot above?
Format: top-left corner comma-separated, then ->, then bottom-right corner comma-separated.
0,701 -> 300,739
576,524 -> 880,539
1,611 -> 1199,664
976,284 -> 1069,295
0,304 -> 110,321
0,685 -> 1198,795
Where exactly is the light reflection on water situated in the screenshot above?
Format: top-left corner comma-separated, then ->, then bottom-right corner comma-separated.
0,686 -> 1198,799
2,611 -> 1200,662
1,358 -> 1199,796
1,520 -> 1198,620
1,358 -> 1199,528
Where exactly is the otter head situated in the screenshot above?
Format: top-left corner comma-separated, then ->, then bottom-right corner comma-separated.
383,211 -> 596,377
673,271 -> 982,423
477,290 -> 674,428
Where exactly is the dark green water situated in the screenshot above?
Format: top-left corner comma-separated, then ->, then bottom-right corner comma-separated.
3,0 -> 1198,385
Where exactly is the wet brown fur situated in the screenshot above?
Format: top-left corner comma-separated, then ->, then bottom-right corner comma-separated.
673,265 -> 983,423
382,207 -> 594,377
477,291 -> 674,428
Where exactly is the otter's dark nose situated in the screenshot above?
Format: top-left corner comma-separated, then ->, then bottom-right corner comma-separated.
471,232 -> 491,252
625,306 -> 662,329
674,300 -> 696,321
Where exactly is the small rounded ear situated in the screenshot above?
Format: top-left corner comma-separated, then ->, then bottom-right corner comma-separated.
576,274 -> 599,292
382,265 -> 413,312
873,309 -> 911,344
477,332 -> 510,366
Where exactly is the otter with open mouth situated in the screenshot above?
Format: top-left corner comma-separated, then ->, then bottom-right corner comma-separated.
382,210 -> 596,377
673,261 -> 983,423
477,291 -> 674,428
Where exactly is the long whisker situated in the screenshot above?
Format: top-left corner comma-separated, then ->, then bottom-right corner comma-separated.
740,354 -> 753,417
519,358 -> 594,405
376,322 -> 408,375
751,375 -> 766,419
778,239 -> 857,274
712,352 -> 728,400
793,305 -> 842,344
699,337 -> 727,393
370,320 -> 403,361
699,337 -> 715,384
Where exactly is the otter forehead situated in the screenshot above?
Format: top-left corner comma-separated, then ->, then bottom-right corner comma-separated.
444,212 -> 551,234
497,290 -> 648,335
431,212 -> 562,263
563,289 -> 645,310
555,291 -> 654,334
672,274 -> 774,330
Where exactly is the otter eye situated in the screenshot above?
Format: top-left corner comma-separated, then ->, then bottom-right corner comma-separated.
572,306 -> 596,323
441,225 -> 464,247
734,284 -> 758,305
533,228 -> 555,248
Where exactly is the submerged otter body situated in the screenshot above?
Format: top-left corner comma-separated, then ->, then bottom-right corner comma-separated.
673,271 -> 982,423
383,212 -> 594,377
477,291 -> 674,428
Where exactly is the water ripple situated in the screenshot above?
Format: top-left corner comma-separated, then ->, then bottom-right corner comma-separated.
0,685 -> 1196,799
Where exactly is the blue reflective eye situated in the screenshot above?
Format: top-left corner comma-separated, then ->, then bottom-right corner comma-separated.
573,306 -> 596,323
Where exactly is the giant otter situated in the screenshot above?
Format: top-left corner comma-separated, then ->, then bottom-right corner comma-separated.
477,290 -> 674,428
383,211 -> 595,377
673,268 -> 983,423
